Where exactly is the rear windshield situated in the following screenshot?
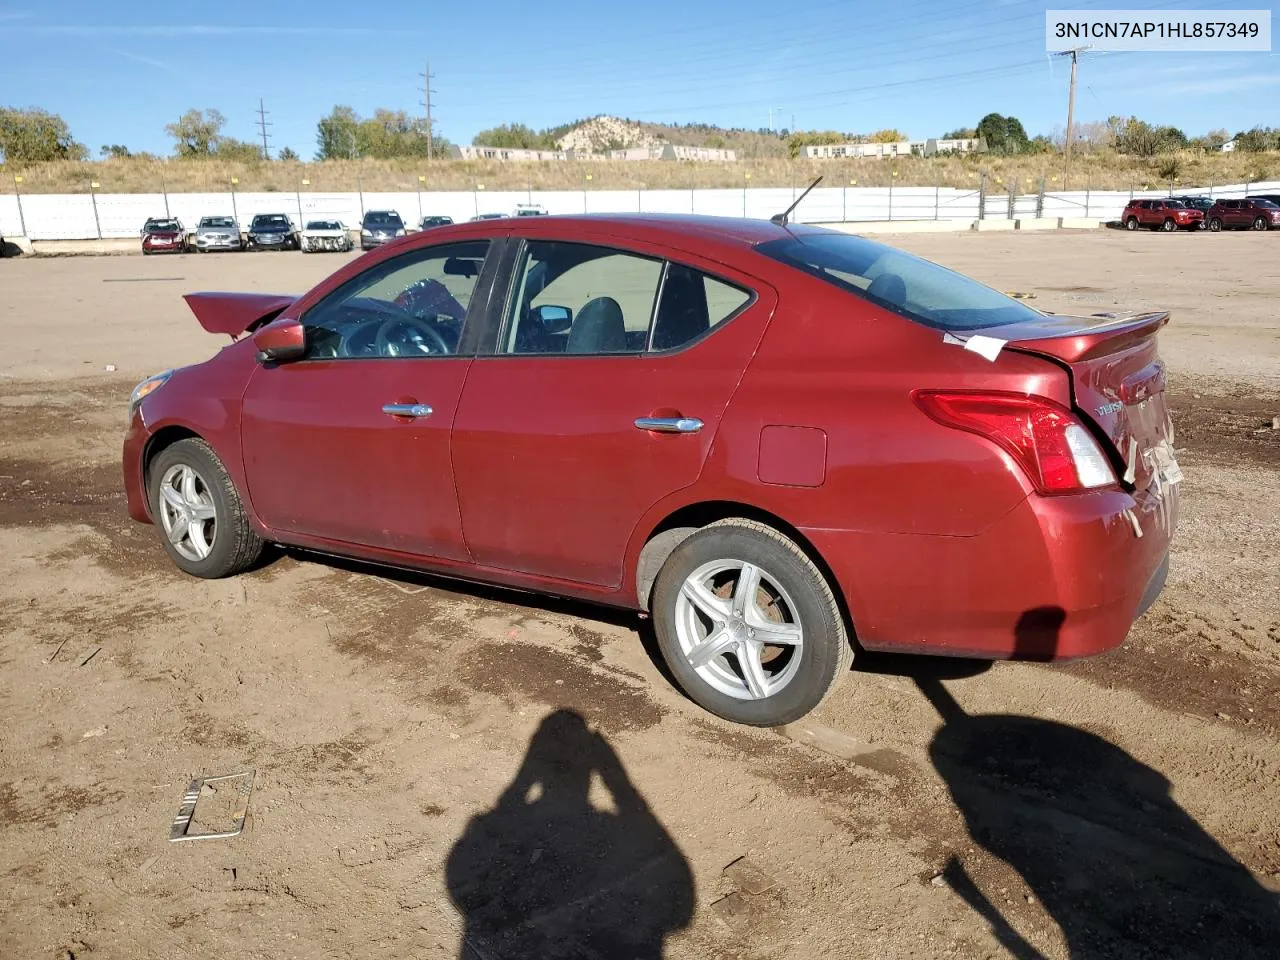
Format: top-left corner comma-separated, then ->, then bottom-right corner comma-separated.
756,231 -> 1042,331
365,212 -> 403,226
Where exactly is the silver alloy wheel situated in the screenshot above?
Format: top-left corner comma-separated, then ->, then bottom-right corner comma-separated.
157,463 -> 217,562
674,559 -> 805,701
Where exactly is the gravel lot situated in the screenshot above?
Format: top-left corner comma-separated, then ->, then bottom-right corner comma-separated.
1,230 -> 1278,960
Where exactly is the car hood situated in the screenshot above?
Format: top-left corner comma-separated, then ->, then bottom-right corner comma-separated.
183,291 -> 297,337
364,223 -> 403,232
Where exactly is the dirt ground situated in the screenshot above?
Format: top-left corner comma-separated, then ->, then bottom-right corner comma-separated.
1,231 -> 1278,960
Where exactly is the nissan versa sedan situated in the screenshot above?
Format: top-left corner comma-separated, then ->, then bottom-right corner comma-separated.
122,215 -> 1178,726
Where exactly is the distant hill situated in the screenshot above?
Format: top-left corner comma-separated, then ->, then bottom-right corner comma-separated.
546,116 -> 790,158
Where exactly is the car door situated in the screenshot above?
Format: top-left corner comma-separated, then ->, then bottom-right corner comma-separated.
451,237 -> 776,587
239,238 -> 498,560
1220,200 -> 1241,226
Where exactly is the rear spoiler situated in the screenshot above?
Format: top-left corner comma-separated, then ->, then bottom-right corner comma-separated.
183,292 -> 297,339
1007,312 -> 1170,363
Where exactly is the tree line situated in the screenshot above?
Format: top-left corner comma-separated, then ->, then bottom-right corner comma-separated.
2,104 -> 1278,165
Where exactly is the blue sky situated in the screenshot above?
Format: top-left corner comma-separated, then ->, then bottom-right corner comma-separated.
0,0 -> 1274,157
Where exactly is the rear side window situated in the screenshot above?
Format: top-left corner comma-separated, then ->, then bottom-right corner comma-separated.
757,231 -> 1041,331
651,263 -> 752,351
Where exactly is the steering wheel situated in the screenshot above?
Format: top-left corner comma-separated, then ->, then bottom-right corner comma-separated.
373,315 -> 452,356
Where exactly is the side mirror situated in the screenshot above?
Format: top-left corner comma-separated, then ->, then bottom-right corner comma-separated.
252,320 -> 306,363
535,304 -> 572,333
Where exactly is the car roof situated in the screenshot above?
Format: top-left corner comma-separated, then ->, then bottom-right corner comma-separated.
511,213 -> 795,246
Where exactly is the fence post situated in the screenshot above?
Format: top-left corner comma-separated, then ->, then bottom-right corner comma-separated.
13,177 -> 26,237
1036,178 -> 1045,218
1006,188 -> 1015,221
978,173 -> 987,220
89,181 -> 102,239
935,180 -> 941,220
842,186 -> 847,222
1085,177 -> 1091,218
230,178 -> 239,224
162,180 -> 170,218
888,173 -> 894,221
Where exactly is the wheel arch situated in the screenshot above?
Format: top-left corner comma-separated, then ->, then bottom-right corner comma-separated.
633,499 -> 859,645
142,425 -> 204,488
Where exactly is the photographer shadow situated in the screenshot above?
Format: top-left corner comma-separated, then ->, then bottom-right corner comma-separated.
921,607 -> 1280,959
445,709 -> 693,959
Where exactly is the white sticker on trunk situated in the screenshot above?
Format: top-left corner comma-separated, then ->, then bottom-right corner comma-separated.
941,332 -> 1007,362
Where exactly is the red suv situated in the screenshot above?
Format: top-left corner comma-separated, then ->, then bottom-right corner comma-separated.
1121,199 -> 1204,232
1205,197 -> 1280,231
122,215 -> 1177,726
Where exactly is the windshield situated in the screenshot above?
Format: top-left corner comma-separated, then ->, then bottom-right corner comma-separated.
200,217 -> 236,228
757,231 -> 1042,331
1254,199 -> 1279,209
146,220 -> 180,232
365,212 -> 403,227
307,220 -> 341,230
252,215 -> 290,227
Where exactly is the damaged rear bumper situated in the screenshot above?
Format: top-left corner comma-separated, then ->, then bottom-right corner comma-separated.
803,484 -> 1176,662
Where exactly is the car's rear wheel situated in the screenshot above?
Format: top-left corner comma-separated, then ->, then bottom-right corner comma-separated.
1253,217 -> 1269,231
1161,218 -> 1176,232
1208,218 -> 1223,232
651,519 -> 851,726
1125,217 -> 1139,231
148,438 -> 263,579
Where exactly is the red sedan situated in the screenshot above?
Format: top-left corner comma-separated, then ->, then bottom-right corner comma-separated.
140,217 -> 188,254
122,215 -> 1178,725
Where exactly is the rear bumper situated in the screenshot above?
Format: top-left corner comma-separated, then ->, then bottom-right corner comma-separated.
804,485 -> 1176,661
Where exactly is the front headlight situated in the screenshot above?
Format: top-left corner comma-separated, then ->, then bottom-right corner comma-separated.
395,228 -> 405,237
361,228 -> 372,236
129,370 -> 174,418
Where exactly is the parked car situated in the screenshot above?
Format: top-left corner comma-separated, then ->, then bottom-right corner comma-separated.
514,203 -> 549,217
360,210 -> 406,250
420,215 -> 454,230
470,213 -> 506,221
247,213 -> 297,250
1245,194 -> 1280,210
300,219 -> 351,253
1169,195 -> 1214,215
1121,199 -> 1203,232
1206,198 -> 1280,231
141,217 -> 187,254
122,214 -> 1176,726
194,216 -> 243,252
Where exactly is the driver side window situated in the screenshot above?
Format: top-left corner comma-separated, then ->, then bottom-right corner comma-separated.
303,240 -> 489,359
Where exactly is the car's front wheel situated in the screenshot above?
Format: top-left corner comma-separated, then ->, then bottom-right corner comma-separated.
148,438 -> 263,578
651,520 -> 851,726
1253,216 -> 1269,231
1161,218 -> 1177,232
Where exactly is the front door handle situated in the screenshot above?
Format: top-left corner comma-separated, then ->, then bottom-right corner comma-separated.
634,416 -> 703,434
382,403 -> 433,419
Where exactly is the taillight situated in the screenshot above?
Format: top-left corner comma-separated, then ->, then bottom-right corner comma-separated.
913,391 -> 1117,495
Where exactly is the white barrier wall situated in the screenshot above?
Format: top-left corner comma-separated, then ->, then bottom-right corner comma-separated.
2,181 -> 1277,240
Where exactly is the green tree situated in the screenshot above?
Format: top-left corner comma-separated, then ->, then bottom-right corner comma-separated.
277,146 -> 300,162
976,113 -> 1029,154
1233,127 -> 1280,152
868,128 -> 907,143
942,127 -> 976,139
316,105 -> 361,159
472,122 -> 557,150
165,108 -> 228,157
100,143 -> 131,158
216,138 -> 263,162
0,107 -> 87,163
1111,117 -> 1161,156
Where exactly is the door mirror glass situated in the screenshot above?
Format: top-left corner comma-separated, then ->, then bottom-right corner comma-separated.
534,304 -> 572,333
253,320 -> 306,363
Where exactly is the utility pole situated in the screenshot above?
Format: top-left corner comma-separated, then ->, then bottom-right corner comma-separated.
418,61 -> 436,160
1055,46 -> 1089,185
256,98 -> 272,160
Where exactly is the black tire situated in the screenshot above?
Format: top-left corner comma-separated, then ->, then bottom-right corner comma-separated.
1125,217 -> 1139,231
1253,217 -> 1269,231
650,519 -> 851,726
1208,218 -> 1223,232
147,438 -> 263,578
1161,218 -> 1176,232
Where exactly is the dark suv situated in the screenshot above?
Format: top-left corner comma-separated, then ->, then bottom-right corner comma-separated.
360,210 -> 406,250
247,214 -> 297,250
1206,198 -> 1280,231
1120,199 -> 1203,232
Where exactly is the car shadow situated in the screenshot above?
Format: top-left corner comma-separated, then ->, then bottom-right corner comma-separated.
444,708 -> 694,959
919,606 -> 1280,959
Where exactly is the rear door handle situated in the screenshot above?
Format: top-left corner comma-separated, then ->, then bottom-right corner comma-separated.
382,403 -> 433,418
634,417 -> 703,434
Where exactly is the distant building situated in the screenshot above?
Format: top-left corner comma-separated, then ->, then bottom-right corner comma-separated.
453,146 -> 569,162
1221,140 -> 1237,153
803,137 -> 983,160
608,144 -> 737,162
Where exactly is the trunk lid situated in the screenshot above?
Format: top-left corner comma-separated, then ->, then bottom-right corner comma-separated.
183,291 -> 297,338
970,311 -> 1176,492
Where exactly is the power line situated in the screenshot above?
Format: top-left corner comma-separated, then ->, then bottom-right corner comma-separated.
418,60 -> 435,159
256,97 -> 272,160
